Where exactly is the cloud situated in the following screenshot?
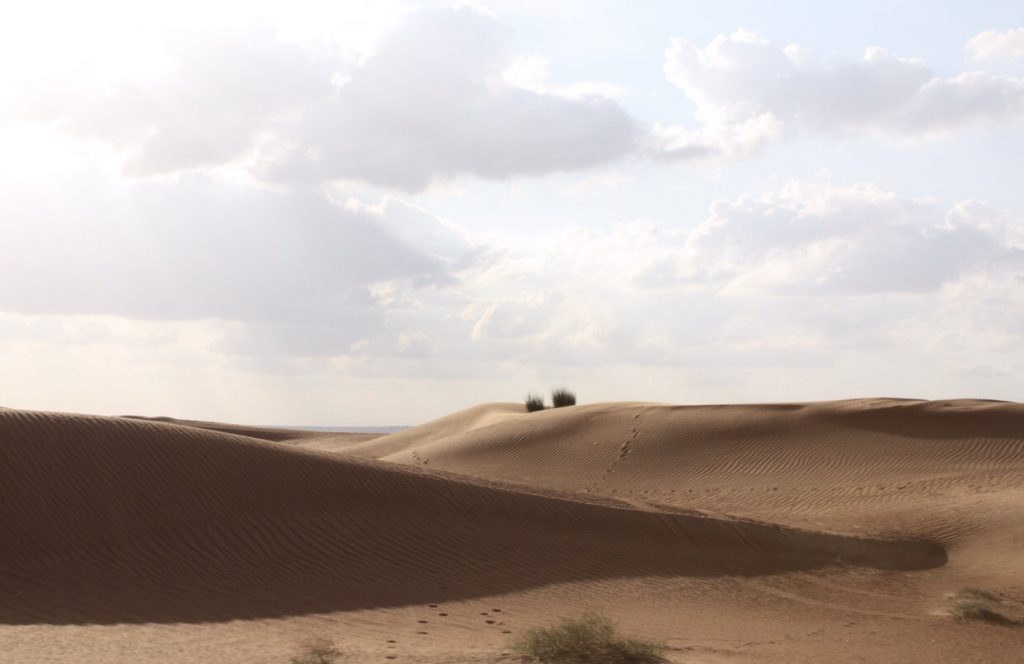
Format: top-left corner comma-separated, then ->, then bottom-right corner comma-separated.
5,164 -> 1020,370
0,173 -> 472,355
453,181 -> 1024,371
658,29 -> 1024,159
968,27 -> 1024,61
25,26 -> 335,176
19,8 -> 638,191
261,7 -> 639,190
680,183 -> 1024,294
5,171 -> 1024,419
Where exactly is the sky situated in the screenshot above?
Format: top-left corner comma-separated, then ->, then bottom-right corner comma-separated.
2,1 -> 1024,425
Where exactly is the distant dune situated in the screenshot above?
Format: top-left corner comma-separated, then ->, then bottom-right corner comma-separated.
1,399 -> 1022,662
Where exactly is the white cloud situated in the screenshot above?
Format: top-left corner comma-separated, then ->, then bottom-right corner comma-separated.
451,181 -> 1024,372
5,173 -> 1024,419
5,163 -> 1020,370
14,26 -> 335,175
968,27 -> 1024,61
263,7 -> 638,190
683,183 -> 1023,294
660,29 -> 1024,158
0,172 -> 472,356
17,7 -> 638,191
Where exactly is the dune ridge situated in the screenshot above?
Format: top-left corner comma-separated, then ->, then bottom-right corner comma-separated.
0,406 -> 944,625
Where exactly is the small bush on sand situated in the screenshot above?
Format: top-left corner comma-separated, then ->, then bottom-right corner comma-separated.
512,612 -> 666,663
525,393 -> 546,412
551,386 -> 577,408
290,639 -> 342,664
949,600 -> 1017,625
947,589 -> 1019,626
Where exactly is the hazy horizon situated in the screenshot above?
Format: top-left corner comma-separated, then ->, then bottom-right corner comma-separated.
3,1 -> 1024,425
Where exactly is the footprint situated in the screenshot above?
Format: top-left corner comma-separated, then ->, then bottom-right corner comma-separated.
492,609 -> 502,612
428,603 -> 439,608
485,620 -> 495,624
417,631 -> 428,635
438,613 -> 448,617
386,640 -> 396,644
417,620 -> 428,624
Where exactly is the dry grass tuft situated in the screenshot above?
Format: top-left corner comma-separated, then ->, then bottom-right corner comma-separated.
551,387 -> 577,408
525,393 -> 546,412
512,612 -> 666,663
947,588 -> 1019,626
290,638 -> 342,664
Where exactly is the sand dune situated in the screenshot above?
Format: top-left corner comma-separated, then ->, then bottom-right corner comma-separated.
0,406 -> 942,626
2,400 -> 1022,662
374,400 -> 1024,551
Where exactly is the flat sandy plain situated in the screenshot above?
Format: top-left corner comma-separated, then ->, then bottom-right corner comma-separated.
1,398 -> 1022,662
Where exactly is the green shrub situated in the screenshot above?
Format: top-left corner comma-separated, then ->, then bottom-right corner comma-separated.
551,386 -> 577,408
512,612 -> 666,663
525,393 -> 546,412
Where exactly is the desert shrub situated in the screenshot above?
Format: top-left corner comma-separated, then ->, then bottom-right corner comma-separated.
290,639 -> 342,664
551,386 -> 577,408
511,612 -> 666,663
525,393 -> 546,412
948,600 -> 1017,625
947,589 -> 1019,626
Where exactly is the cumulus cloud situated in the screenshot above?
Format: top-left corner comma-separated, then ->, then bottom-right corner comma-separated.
658,29 -> 1024,158
453,182 -> 1024,371
968,27 -> 1024,61
680,183 -> 1024,294
20,8 -> 638,190
262,7 -> 638,190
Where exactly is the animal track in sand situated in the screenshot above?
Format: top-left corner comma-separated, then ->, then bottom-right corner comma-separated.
583,406 -> 645,492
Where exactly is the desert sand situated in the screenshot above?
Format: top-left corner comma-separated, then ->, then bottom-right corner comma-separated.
1,399 -> 1022,662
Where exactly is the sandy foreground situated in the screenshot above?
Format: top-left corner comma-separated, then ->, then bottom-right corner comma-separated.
1,399 -> 1022,663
